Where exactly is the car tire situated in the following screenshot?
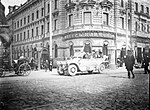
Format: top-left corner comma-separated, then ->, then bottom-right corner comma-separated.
98,64 -> 105,73
57,66 -> 64,75
68,65 -> 77,76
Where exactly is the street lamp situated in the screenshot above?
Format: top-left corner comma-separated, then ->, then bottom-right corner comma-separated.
125,0 -> 130,52
49,0 -> 52,59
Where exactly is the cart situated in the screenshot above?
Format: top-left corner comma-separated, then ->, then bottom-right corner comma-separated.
0,56 -> 31,77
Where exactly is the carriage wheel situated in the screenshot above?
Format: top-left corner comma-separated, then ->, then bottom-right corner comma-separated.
18,63 -> 31,76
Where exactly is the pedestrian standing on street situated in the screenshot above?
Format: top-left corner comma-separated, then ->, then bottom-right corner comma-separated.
124,50 -> 135,78
143,52 -> 150,74
44,60 -> 48,72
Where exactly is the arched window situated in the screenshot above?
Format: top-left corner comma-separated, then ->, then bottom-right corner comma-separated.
83,42 -> 92,53
54,44 -> 58,58
69,42 -> 74,57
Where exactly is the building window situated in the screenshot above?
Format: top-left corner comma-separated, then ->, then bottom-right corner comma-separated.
36,27 -> 38,36
47,3 -> 50,13
120,0 -> 124,7
32,29 -> 34,37
54,0 -> 58,9
20,33 -> 22,41
147,25 -> 149,33
20,19 -> 22,26
41,8 -> 44,17
103,13 -> 109,25
128,19 -> 131,30
84,12 -> 92,24
14,23 -> 16,29
24,17 -> 26,25
54,19 -> 58,30
120,17 -> 124,29
36,10 -> 39,19
141,23 -> 146,32
135,22 -> 138,31
146,7 -> 149,15
28,15 -> 30,23
24,32 -> 26,40
41,25 -> 44,34
135,2 -> 138,12
69,14 -> 73,27
47,22 -> 49,32
141,5 -> 144,13
32,13 -> 34,21
27,30 -> 30,39
17,34 -> 19,41
17,21 -> 19,28
14,35 -> 16,42
54,44 -> 58,58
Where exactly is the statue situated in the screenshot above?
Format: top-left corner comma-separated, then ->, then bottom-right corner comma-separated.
0,0 -> 12,74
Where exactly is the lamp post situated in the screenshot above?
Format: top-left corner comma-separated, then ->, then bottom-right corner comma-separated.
49,0 -> 52,59
124,0 -> 131,53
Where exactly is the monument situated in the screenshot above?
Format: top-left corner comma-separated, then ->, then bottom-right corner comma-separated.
0,0 -> 12,73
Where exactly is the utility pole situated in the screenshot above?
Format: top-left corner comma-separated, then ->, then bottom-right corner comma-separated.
49,0 -> 52,59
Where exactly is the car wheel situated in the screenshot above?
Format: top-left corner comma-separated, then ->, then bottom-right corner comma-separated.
98,64 -> 105,73
57,66 -> 64,75
68,65 -> 77,76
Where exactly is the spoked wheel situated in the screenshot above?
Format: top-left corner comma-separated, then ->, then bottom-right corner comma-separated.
98,64 -> 105,73
18,63 -> 31,76
68,65 -> 77,76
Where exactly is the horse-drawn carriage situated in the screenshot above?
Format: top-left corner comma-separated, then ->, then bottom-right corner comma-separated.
0,56 -> 31,77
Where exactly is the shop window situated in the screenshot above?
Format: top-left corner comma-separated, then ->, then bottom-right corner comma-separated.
69,42 -> 74,57
137,47 -> 142,63
83,42 -> 92,53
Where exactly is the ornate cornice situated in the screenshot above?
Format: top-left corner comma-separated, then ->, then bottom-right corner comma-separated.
65,2 -> 76,12
65,0 -> 113,12
99,0 -> 113,10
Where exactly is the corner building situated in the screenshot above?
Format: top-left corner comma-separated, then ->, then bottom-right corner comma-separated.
6,0 -> 150,67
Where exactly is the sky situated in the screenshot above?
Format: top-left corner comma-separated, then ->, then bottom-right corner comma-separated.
1,0 -> 25,15
1,0 -> 150,15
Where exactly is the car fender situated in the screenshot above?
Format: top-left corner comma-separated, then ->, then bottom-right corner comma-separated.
69,63 -> 80,71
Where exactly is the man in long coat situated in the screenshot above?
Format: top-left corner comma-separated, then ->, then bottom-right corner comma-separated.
124,50 -> 135,78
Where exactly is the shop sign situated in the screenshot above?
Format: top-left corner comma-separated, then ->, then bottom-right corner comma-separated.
64,31 -> 114,39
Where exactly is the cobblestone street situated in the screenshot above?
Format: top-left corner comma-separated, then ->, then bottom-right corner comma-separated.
0,67 -> 149,110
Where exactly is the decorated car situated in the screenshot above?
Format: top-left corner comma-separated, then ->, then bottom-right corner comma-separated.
57,52 -> 109,76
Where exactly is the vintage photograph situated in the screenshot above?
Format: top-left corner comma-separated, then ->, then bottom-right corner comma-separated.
0,0 -> 149,109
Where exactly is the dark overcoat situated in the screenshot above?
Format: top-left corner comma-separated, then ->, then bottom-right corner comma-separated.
124,55 -> 135,71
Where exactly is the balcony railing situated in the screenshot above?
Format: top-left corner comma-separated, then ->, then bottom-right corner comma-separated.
134,11 -> 150,18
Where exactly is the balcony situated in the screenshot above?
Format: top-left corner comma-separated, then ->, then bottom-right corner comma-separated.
134,11 -> 150,19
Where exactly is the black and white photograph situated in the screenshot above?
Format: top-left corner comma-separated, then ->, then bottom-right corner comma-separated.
0,0 -> 149,109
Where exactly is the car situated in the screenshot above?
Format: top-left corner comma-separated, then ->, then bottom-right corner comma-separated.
57,52 -> 108,76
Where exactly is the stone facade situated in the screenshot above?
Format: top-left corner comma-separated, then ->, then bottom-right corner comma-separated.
6,0 -> 150,67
